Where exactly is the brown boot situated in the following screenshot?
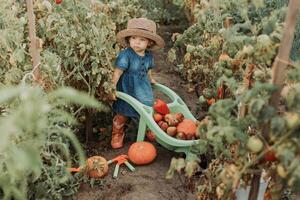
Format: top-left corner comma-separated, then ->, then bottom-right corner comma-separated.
111,114 -> 128,149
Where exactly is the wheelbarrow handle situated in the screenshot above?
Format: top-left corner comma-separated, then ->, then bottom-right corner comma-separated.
67,167 -> 81,173
113,164 -> 120,179
124,161 -> 135,172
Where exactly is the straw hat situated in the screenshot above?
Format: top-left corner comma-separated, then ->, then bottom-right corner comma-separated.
116,18 -> 165,50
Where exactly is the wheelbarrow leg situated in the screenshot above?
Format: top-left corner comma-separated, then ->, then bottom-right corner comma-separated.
137,117 -> 146,141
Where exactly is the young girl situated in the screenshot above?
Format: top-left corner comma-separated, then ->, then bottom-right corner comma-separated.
110,18 -> 165,149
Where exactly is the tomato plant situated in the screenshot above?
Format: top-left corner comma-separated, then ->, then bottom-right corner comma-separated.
166,0 -> 300,199
0,84 -> 105,199
0,0 -> 142,198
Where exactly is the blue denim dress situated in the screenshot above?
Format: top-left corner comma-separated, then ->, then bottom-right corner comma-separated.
112,47 -> 155,118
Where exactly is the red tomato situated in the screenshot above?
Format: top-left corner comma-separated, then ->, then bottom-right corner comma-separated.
264,148 -> 277,162
206,98 -> 216,105
217,86 -> 224,99
153,99 -> 169,115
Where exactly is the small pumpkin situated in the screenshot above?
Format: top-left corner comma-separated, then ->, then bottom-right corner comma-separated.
128,142 -> 157,165
86,156 -> 108,179
177,119 -> 197,139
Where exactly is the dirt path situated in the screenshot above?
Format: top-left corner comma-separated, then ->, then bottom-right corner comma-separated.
73,25 -> 198,200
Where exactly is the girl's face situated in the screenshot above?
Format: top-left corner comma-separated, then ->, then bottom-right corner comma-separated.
129,36 -> 151,53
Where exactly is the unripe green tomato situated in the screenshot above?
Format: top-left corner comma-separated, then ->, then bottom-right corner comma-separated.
224,69 -> 233,77
186,45 -> 196,53
288,177 -> 295,187
253,69 -> 264,80
198,95 -> 206,104
284,112 -> 300,130
247,136 -> 264,153
277,164 -> 287,178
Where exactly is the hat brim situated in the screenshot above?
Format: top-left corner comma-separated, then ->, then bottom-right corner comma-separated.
116,29 -> 165,51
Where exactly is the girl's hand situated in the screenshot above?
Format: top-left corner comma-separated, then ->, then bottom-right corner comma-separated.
148,70 -> 157,85
109,91 -> 117,101
150,78 -> 157,84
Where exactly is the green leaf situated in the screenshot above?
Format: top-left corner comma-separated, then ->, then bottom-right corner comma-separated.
167,48 -> 177,62
252,0 -> 264,9
270,116 -> 285,135
0,85 -> 23,104
49,87 -> 106,109
224,129 -> 236,144
249,98 -> 265,116
192,139 -> 208,154
223,149 -> 232,159
175,158 -> 186,173
279,148 -> 296,166
166,157 -> 177,179
13,49 -> 25,64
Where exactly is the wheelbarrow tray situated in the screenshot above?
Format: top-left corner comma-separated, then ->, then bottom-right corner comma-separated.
116,83 -> 199,156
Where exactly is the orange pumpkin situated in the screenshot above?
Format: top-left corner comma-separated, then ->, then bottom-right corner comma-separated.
128,142 -> 157,165
86,156 -> 108,179
177,119 -> 197,139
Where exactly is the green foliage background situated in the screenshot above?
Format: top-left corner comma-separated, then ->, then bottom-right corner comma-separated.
0,84 -> 107,199
0,0 -> 143,199
167,0 -> 300,198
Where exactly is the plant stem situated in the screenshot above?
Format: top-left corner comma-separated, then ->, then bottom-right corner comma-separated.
25,0 -> 41,83
241,129 -> 293,175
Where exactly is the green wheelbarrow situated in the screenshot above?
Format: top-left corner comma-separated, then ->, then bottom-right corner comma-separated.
116,83 -> 199,158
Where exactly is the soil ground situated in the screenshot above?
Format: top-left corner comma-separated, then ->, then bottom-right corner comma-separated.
73,25 -> 199,200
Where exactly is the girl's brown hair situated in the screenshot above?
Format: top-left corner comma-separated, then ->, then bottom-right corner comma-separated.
125,36 -> 155,49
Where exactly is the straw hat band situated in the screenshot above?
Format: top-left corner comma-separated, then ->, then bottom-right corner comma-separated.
128,28 -> 155,34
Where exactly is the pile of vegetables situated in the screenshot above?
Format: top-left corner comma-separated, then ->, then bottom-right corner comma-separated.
146,99 -> 198,141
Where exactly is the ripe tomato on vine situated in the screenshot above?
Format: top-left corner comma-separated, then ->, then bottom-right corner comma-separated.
55,0 -> 62,4
264,148 -> 277,162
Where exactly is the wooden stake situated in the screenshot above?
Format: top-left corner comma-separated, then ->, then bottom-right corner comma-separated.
269,1 -> 300,108
26,0 -> 41,82
248,1 -> 300,200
